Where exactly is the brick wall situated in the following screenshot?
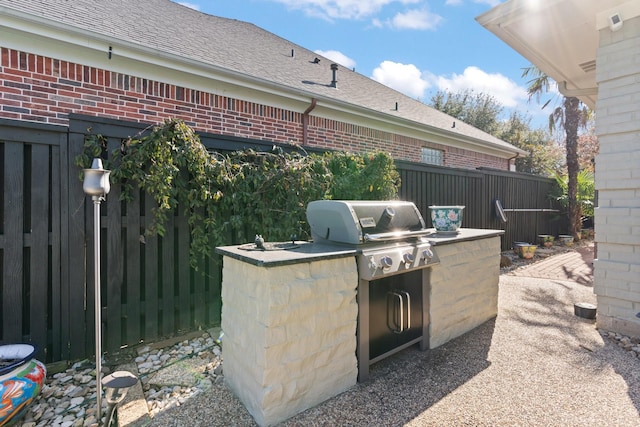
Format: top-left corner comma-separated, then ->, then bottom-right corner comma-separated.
0,46 -> 508,169
592,15 -> 640,337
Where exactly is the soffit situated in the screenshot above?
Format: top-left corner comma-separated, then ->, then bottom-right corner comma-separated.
477,0 -> 637,110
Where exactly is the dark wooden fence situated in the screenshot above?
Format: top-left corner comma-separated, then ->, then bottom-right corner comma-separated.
0,114 -> 565,363
396,161 -> 566,249
0,119 -> 66,363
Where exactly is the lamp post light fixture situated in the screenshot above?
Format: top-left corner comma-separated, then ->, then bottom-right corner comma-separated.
101,370 -> 139,427
83,158 -> 111,423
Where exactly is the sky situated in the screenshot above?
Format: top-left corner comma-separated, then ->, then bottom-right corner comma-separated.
173,0 -> 556,130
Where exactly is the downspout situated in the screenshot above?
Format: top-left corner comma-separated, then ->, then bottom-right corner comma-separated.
508,153 -> 519,171
302,98 -> 317,146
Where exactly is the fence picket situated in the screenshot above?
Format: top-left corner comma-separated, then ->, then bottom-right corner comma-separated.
125,187 -> 142,347
2,142 -> 24,343
105,136 -> 124,353
29,144 -> 49,359
143,191 -> 160,340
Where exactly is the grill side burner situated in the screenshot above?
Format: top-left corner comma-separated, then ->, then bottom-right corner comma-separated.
306,200 -> 440,381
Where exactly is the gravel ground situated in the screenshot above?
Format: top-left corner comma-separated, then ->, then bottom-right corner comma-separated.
149,269 -> 640,426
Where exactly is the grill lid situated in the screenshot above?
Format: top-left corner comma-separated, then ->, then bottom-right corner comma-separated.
306,200 -> 428,245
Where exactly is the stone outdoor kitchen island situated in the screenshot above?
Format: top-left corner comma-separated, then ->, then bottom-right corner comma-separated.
216,228 -> 502,426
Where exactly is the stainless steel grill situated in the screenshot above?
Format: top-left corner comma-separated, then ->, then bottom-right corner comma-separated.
306,200 -> 439,381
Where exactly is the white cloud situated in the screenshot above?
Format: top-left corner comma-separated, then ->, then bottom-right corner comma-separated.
176,1 -> 201,10
273,0 -> 421,20
445,0 -> 502,7
386,8 -> 443,30
473,0 -> 503,7
371,62 -> 553,126
432,66 -> 528,108
371,61 -> 431,99
314,50 -> 357,69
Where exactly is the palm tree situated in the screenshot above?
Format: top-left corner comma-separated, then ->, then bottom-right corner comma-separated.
522,66 -> 590,239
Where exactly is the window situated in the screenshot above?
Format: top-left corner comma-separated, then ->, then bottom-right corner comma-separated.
421,147 -> 443,165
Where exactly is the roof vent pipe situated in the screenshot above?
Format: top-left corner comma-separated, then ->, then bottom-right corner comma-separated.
330,63 -> 338,88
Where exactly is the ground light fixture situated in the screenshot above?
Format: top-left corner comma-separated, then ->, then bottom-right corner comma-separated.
83,158 -> 111,423
102,370 -> 139,426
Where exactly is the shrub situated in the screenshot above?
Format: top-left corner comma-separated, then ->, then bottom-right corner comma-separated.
76,119 -> 400,268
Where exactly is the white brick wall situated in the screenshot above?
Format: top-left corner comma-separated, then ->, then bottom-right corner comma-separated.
593,14 -> 640,337
221,256 -> 358,427
596,242 -> 639,264
597,133 -> 640,155
429,237 -> 501,348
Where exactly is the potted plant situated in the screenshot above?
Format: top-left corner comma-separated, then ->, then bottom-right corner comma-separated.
558,235 -> 574,246
538,234 -> 555,248
513,242 -> 537,259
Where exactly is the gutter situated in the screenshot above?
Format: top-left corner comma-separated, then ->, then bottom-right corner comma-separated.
558,81 -> 597,97
507,152 -> 522,171
302,98 -> 317,146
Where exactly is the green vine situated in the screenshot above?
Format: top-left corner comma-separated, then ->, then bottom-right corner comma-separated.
73,131 -> 109,180
76,119 -> 400,269
326,151 -> 400,200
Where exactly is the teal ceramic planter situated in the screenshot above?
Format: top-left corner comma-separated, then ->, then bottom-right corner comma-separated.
429,206 -> 465,233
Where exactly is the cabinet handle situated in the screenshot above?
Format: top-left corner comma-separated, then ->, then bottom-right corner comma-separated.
400,291 -> 411,330
387,291 -> 404,333
396,292 -> 404,333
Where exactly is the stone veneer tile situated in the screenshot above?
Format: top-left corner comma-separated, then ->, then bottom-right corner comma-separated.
429,237 -> 501,349
222,255 -> 358,426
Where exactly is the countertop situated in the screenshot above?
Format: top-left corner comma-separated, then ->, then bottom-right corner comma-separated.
215,228 -> 504,267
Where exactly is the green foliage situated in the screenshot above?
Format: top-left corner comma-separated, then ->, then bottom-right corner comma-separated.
550,169 -> 595,220
76,119 -> 400,268
220,149 -> 331,243
496,111 -> 563,176
429,89 -> 503,135
326,151 -> 400,200
73,132 -> 109,179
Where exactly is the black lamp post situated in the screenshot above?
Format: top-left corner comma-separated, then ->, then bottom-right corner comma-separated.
83,158 -> 111,423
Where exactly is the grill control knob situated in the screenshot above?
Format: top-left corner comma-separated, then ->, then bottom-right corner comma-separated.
403,253 -> 415,264
380,256 -> 393,269
368,256 -> 378,270
422,247 -> 434,261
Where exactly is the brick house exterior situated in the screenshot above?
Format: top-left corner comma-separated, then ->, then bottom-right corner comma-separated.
479,0 -> 640,337
0,0 -> 525,170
